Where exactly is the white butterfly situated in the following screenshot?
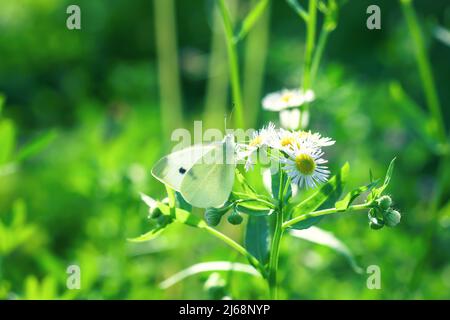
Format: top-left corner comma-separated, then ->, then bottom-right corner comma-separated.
152,135 -> 236,208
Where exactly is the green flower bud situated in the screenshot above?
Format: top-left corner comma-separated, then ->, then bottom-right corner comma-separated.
377,195 -> 392,211
384,208 -> 401,227
205,208 -> 226,227
368,209 -> 384,230
369,220 -> 384,230
227,210 -> 243,225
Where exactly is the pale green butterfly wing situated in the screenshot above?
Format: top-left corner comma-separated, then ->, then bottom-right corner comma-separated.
180,136 -> 236,208
151,144 -> 215,192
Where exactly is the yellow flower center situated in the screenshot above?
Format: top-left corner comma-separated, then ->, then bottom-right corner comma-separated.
280,136 -> 295,147
295,153 -> 316,175
250,135 -> 262,147
281,93 -> 292,103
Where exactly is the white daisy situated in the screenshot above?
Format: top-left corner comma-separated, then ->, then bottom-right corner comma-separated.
269,128 -> 299,152
262,89 -> 315,112
281,145 -> 330,189
236,123 -> 276,171
297,130 -> 335,149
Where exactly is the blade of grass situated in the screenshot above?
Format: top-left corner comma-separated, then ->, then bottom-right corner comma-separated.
400,0 -> 446,142
217,0 -> 245,128
154,0 -> 183,139
243,0 -> 271,129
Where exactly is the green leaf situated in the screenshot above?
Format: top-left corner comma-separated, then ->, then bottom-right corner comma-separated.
0,119 -> 15,164
234,0 -> 270,42
290,227 -> 363,274
175,192 -> 192,212
159,261 -> 261,289
236,200 -> 273,216
389,82 -> 441,152
368,158 -> 396,202
245,216 -> 270,264
127,227 -> 165,242
132,198 -> 208,242
15,130 -> 57,162
288,162 -> 349,230
335,180 -> 379,210
156,202 -> 208,228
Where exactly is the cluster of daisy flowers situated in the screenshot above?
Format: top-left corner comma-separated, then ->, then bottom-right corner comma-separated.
262,88 -> 315,130
236,123 -> 335,189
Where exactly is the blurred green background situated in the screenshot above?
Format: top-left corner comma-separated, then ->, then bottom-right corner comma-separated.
0,0 -> 449,299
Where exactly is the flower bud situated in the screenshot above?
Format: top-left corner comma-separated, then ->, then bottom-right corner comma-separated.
377,195 -> 392,211
384,209 -> 401,227
368,209 -> 384,230
369,220 -> 384,230
227,210 -> 243,225
205,208 -> 226,227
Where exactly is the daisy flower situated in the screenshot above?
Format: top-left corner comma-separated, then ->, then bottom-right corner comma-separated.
262,89 -> 315,112
281,145 -> 330,189
297,130 -> 335,149
236,123 -> 276,171
279,108 -> 309,130
269,128 -> 299,151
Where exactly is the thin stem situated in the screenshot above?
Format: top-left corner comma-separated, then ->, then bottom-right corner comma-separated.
282,203 -> 372,230
301,0 -> 317,92
204,225 -> 265,276
310,26 -> 330,85
217,0 -> 245,129
268,207 -> 283,299
268,169 -> 286,299
400,0 -> 446,142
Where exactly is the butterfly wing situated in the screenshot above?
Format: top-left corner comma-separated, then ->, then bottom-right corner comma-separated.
151,144 -> 215,192
180,136 -> 235,208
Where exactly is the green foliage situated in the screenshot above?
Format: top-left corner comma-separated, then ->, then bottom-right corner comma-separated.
0,0 -> 448,300
367,158 -> 396,203
288,162 -> 349,229
235,0 -> 270,43
235,200 -> 273,216
335,180 -> 378,210
245,216 -> 270,265
290,227 -> 362,273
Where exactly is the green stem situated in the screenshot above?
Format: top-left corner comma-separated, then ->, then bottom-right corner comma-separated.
310,26 -> 330,85
282,203 -> 372,230
204,225 -> 265,276
268,207 -> 283,299
400,0 -> 446,142
268,169 -> 286,299
217,0 -> 245,129
301,0 -> 317,92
